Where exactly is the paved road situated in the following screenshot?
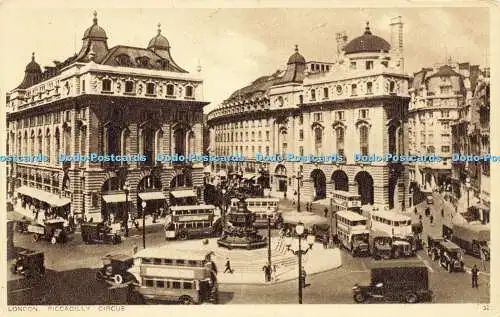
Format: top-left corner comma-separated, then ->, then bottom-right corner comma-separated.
8,197 -> 489,305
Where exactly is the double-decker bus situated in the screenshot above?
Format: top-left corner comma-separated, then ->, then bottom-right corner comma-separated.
164,205 -> 222,240
331,190 -> 362,214
228,197 -> 282,228
369,210 -> 414,257
129,248 -> 218,304
333,210 -> 369,256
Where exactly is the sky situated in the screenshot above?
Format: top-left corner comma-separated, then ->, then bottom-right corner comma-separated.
0,3 -> 490,113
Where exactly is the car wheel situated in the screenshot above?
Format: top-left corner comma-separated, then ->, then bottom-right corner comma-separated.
114,274 -> 124,284
353,292 -> 367,303
32,234 -> 40,242
405,292 -> 418,303
50,237 -> 57,244
179,232 -> 188,241
179,295 -> 194,305
95,270 -> 104,280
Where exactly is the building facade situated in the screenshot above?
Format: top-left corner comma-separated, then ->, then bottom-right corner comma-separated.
208,18 -> 411,210
407,62 -> 480,192
6,14 -> 208,222
451,69 -> 490,222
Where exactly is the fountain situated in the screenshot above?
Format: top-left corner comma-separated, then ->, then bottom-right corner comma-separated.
217,198 -> 267,250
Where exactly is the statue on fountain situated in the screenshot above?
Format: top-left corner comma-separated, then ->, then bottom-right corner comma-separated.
217,197 -> 267,250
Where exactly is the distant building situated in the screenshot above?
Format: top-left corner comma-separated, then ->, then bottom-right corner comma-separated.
6,14 -> 208,222
451,68 -> 489,222
407,61 -> 481,192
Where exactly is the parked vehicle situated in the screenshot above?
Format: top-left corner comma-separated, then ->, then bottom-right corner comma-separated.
352,261 -> 432,303
427,234 -> 445,261
411,222 -> 423,251
81,222 -> 121,245
437,240 -> 464,273
11,250 -> 45,278
450,223 -> 490,261
96,254 -> 135,284
333,210 -> 370,256
28,219 -> 67,244
16,218 -> 31,234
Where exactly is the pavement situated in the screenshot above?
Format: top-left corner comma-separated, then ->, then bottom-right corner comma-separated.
161,237 -> 342,285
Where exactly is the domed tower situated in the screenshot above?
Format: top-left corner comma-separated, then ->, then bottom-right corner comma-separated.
279,45 -> 306,84
75,11 -> 109,62
147,23 -> 187,73
343,22 -> 392,71
17,53 -> 42,89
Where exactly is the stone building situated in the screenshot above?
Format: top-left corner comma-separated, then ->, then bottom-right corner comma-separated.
208,17 -> 411,210
6,14 -> 208,222
407,61 -> 481,192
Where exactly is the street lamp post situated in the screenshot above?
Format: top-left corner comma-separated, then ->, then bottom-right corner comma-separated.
329,191 -> 334,248
266,206 -> 272,277
123,182 -> 130,237
141,201 -> 146,249
466,177 -> 471,210
285,222 -> 315,304
409,187 -> 414,207
293,169 -> 303,212
221,188 -> 227,227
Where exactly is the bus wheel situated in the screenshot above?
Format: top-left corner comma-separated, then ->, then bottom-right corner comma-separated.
95,270 -> 104,280
353,292 -> 366,303
179,232 -> 188,240
179,295 -> 194,305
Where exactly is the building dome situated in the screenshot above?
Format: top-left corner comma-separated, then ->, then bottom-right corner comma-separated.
25,52 -> 42,73
344,22 -> 390,54
82,11 -> 107,40
287,45 -> 306,64
148,23 -> 170,50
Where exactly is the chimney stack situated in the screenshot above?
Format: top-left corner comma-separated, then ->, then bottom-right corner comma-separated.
390,16 -> 404,72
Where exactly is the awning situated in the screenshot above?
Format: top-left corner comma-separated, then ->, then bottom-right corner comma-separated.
102,193 -> 127,203
138,191 -> 166,201
170,189 -> 197,198
15,186 -> 71,207
242,173 -> 257,180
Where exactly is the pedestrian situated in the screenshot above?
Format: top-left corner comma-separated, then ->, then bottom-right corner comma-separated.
322,234 -> 329,249
471,264 -> 479,288
133,244 -> 138,255
441,208 -> 444,217
272,264 -> 277,281
262,265 -> 271,282
224,258 -> 233,274
324,208 -> 328,218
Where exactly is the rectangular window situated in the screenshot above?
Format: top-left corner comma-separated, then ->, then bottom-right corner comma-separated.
441,110 -> 450,118
299,146 -> 304,156
299,129 -> 304,140
311,89 -> 316,101
441,145 -> 450,152
335,111 -> 344,121
82,80 -> 86,92
366,82 -> 373,94
125,81 -> 134,93
172,281 -> 181,289
351,84 -> 357,96
359,109 -> 369,119
145,279 -> 154,287
366,61 -> 374,70
323,87 -> 329,99
350,61 -> 356,69
266,131 -> 270,141
299,115 -> 303,125
146,83 -> 156,95
313,112 -> 322,122
102,79 -> 112,92
266,146 -> 269,155
156,280 -> 165,288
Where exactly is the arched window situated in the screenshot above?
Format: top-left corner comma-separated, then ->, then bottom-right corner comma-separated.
336,127 -> 345,157
366,82 -> 373,94
314,127 -> 323,155
30,130 -> 35,156
146,83 -> 156,95
351,84 -> 358,96
185,86 -> 194,98
359,126 -> 369,156
37,130 -> 42,155
388,125 -> 397,154
310,89 -> 316,101
398,127 -> 404,155
102,79 -> 112,92
166,84 -> 175,96
125,81 -> 134,93
106,126 -> 121,156
279,130 -> 287,156
174,128 -> 186,157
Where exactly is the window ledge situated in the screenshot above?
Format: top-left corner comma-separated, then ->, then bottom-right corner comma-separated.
166,95 -> 177,99
101,90 -> 114,94
145,93 -> 157,97
124,92 -> 136,96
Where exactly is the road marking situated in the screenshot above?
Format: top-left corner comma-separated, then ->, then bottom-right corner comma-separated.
9,287 -> 34,293
416,254 -> 434,273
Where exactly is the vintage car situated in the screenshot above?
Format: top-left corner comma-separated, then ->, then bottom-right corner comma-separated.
81,222 -> 121,245
28,219 -> 68,244
352,262 -> 432,303
451,223 -> 490,261
437,240 -> 464,273
369,231 -> 393,260
96,254 -> 135,284
391,237 -> 414,258
11,250 -> 45,278
16,218 -> 32,234
427,234 -> 445,261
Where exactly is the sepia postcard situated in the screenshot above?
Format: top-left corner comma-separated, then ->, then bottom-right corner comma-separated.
0,0 -> 497,316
